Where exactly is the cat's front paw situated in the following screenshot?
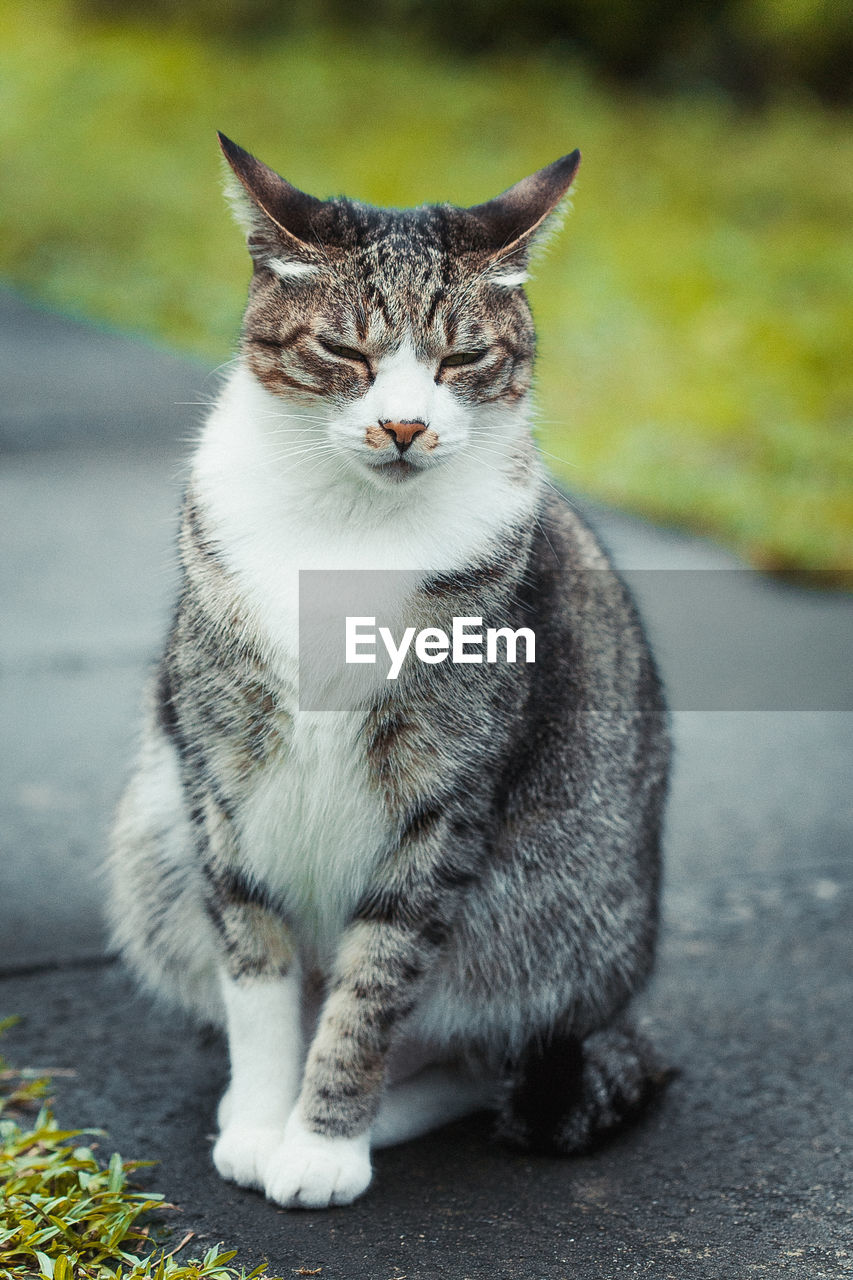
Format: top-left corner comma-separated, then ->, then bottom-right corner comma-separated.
264,1112 -> 372,1208
213,1122 -> 282,1190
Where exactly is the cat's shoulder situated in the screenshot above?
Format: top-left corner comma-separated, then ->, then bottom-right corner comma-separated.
532,487 -> 651,645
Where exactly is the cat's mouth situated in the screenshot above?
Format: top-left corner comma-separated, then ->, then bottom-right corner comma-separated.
367,457 -> 421,483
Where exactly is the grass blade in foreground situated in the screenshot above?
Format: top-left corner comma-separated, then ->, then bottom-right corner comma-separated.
0,1025 -> 281,1280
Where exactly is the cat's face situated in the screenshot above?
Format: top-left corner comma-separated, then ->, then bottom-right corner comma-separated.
220,135 -> 579,488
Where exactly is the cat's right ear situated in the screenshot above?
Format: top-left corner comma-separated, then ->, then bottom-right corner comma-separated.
218,133 -> 325,279
466,150 -> 581,278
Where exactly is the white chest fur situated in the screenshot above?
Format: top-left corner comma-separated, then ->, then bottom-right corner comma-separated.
235,710 -> 391,957
190,365 -> 539,953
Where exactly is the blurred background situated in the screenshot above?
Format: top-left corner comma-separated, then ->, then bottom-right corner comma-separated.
1,0 -> 851,573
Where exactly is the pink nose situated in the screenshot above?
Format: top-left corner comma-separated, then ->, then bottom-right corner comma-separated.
380,420 -> 427,454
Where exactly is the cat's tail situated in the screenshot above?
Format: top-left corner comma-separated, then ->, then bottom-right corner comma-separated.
495,1023 -> 673,1155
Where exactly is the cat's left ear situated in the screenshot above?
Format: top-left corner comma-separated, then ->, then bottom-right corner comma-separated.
218,132 -> 329,277
467,150 -> 580,283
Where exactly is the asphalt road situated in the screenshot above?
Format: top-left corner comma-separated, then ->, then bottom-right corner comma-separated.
1,288 -> 851,1279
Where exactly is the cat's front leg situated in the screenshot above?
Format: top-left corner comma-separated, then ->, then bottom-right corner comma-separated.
212,964 -> 304,1191
262,810 -> 473,1208
264,917 -> 436,1208
178,778 -> 305,1191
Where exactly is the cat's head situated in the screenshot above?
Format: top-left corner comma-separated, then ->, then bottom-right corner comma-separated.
220,133 -> 579,488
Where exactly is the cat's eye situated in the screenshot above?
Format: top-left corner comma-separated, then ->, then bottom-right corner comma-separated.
319,338 -> 369,365
440,350 -> 488,369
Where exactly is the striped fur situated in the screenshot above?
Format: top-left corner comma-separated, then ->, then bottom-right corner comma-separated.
108,139 -> 670,1208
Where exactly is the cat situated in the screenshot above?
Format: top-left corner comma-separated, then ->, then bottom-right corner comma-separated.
107,132 -> 671,1209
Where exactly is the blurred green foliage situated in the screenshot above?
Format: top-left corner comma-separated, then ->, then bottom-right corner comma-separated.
76,0 -> 853,102
0,1 -> 851,573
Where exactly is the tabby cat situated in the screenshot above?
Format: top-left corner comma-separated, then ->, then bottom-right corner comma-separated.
108,133 -> 671,1208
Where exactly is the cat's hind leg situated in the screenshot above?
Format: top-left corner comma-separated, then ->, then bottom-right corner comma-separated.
496,1024 -> 672,1155
371,1065 -> 501,1150
107,720 -> 221,1020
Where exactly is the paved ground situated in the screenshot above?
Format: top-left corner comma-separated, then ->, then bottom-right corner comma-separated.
1,287 -> 851,1278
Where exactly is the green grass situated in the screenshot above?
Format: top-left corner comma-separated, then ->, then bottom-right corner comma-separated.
1,3 -> 851,573
0,1019 -> 280,1280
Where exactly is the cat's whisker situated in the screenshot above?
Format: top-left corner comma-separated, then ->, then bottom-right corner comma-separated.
266,446 -> 351,480
258,410 -> 331,423
528,439 -> 580,470
189,353 -> 242,378
264,452 -> 342,471
256,447 -> 344,472
249,414 -> 327,430
206,356 -> 244,379
467,435 -> 581,508
468,442 -> 580,532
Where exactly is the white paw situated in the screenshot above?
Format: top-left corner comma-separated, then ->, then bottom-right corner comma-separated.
213,1122 -> 283,1190
264,1112 -> 372,1208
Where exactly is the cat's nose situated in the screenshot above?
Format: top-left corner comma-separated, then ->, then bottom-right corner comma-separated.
380,420 -> 427,455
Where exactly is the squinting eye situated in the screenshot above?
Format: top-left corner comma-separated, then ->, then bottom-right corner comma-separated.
320,338 -> 369,364
440,349 -> 487,369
